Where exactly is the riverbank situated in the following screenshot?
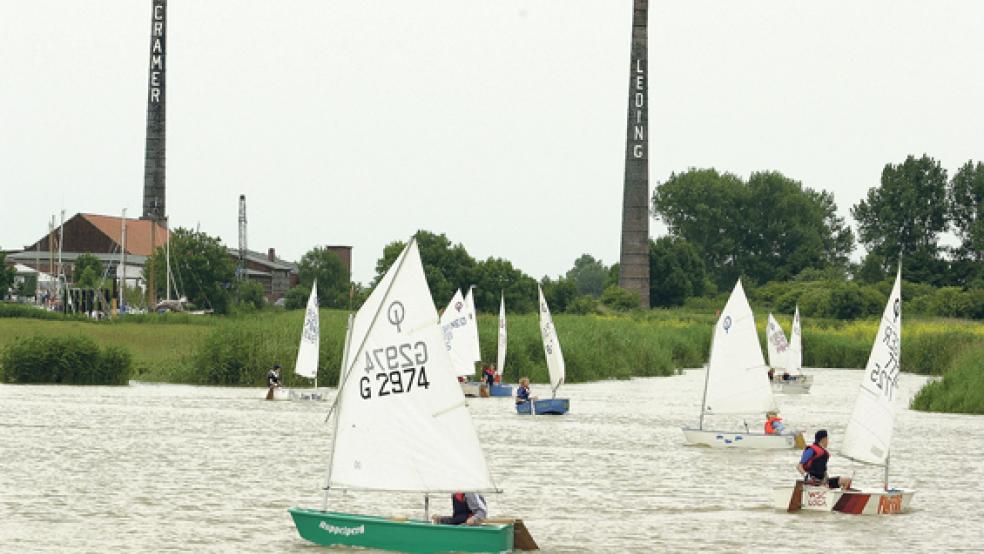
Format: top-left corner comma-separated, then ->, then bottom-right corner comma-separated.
2,307 -> 982,389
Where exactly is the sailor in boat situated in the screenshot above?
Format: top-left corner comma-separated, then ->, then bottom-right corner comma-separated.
768,368 -> 775,381
431,492 -> 488,526
764,410 -> 786,434
482,364 -> 496,390
515,377 -> 536,405
797,429 -> 853,489
267,364 -> 282,389
782,371 -> 792,381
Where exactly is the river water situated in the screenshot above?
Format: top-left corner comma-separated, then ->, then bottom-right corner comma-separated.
1,369 -> 980,553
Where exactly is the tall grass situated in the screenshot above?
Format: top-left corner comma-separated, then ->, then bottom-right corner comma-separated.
1,335 -> 131,385
911,343 -> 984,414
2,308 -> 982,389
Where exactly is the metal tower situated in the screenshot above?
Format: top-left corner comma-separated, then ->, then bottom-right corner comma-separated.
238,194 -> 248,280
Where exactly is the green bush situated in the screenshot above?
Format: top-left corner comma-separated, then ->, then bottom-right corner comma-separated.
600,286 -> 641,311
0,335 -> 131,385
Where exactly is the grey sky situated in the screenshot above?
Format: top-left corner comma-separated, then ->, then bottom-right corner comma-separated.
2,1 -> 982,284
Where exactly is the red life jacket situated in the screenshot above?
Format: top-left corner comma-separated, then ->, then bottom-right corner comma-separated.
764,417 -> 782,434
803,443 -> 829,479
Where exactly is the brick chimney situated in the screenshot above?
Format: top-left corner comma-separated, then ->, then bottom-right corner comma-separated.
267,248 -> 276,262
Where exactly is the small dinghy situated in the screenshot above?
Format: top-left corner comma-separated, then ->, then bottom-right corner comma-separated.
516,286 -> 569,416
290,238 -> 521,552
767,308 -> 812,394
682,280 -> 804,449
267,280 -> 329,401
775,268 -> 915,515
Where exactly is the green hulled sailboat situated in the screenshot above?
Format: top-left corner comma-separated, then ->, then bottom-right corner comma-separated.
289,237 -> 512,553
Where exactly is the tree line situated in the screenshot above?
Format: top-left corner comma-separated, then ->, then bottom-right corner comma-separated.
127,152 -> 981,318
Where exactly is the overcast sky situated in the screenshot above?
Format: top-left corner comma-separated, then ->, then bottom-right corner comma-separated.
2,1 -> 982,283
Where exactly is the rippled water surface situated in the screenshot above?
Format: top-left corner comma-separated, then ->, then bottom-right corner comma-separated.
1,369 -> 980,553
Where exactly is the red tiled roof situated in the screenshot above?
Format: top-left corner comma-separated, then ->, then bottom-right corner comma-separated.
81,213 -> 169,257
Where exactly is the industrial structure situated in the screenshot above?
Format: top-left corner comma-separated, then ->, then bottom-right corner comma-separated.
618,0 -> 651,308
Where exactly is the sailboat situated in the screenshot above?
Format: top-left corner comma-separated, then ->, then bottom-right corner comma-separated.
440,287 -> 483,396
767,310 -> 813,394
681,280 -> 805,448
488,293 -> 514,397
516,285 -> 569,415
269,280 -> 328,401
775,269 -> 915,515
290,238 -> 516,552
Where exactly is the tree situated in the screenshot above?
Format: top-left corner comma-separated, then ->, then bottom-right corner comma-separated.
600,285 -> 641,311
0,250 -> 16,299
648,237 -> 708,307
234,280 -> 266,311
283,285 -> 310,310
652,168 -> 746,286
470,257 -> 538,313
653,168 -> 854,288
73,253 -> 103,286
565,254 -> 609,298
374,231 -> 477,306
539,276 -> 578,313
146,228 -> 235,313
852,155 -> 949,285
856,252 -> 886,284
297,246 -> 350,308
948,160 -> 984,285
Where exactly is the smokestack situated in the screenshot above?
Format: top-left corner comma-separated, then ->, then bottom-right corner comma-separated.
142,0 -> 166,221
618,0 -> 650,308
268,248 -> 276,262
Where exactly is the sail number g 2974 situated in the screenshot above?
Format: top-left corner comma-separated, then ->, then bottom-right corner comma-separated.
360,342 -> 431,400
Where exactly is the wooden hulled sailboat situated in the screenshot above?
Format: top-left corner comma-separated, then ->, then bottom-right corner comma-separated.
775,269 -> 915,515
289,238 -> 514,552
516,286 -> 569,415
682,280 -> 804,449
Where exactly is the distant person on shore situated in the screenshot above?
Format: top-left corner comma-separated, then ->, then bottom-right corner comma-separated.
515,377 -> 536,405
431,492 -> 487,526
764,410 -> 786,434
797,429 -> 853,489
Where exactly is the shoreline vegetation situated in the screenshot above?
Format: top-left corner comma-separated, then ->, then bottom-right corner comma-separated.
2,307 -> 983,412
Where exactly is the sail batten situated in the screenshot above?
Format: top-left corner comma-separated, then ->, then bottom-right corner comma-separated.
328,239 -> 495,493
841,269 -> 903,466
703,280 -> 775,415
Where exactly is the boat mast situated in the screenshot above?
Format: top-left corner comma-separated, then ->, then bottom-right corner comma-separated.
120,209 -> 127,311
884,451 -> 890,491
698,360 -> 710,430
165,217 -> 171,301
321,311 -> 354,511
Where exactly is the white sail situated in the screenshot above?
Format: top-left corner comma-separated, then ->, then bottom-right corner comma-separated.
464,287 -> 482,363
293,280 -> 319,380
788,306 -> 803,374
766,313 -> 789,370
538,285 -> 565,395
439,289 -> 478,377
496,293 -> 507,376
841,270 -> 902,466
328,239 -> 496,493
704,280 -> 775,415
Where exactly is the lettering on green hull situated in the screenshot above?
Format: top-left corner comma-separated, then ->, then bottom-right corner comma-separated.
319,521 -> 366,536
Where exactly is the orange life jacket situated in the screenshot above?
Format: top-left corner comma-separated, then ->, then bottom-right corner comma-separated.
764,416 -> 782,434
